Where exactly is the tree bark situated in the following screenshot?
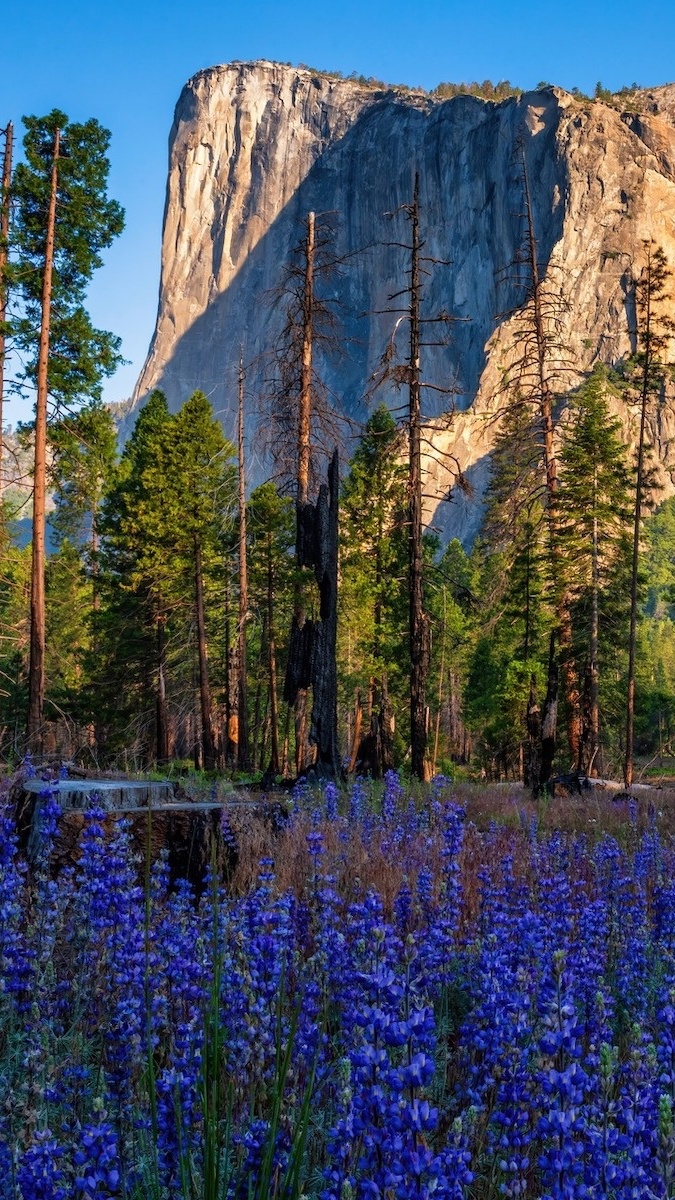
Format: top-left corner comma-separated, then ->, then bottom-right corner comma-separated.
588,479 -> 600,776
292,210 -> 315,774
264,541 -> 280,779
409,174 -> 431,782
285,450 -> 341,777
525,675 -> 542,791
432,586 -> 447,775
348,690 -> 363,774
624,264 -> 652,790
0,122 -> 13,500
541,632 -> 559,791
298,211 -> 315,508
156,603 -> 169,764
522,148 -> 580,776
237,355 -> 250,769
27,127 -> 60,753
194,535 -> 216,770
308,450 -> 341,775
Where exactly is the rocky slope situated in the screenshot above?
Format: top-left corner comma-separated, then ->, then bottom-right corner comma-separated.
131,62 -> 675,543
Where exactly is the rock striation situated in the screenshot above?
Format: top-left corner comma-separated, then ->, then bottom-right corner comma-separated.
131,62 -> 675,543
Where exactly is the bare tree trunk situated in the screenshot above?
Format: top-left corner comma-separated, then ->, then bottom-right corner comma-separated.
224,569 -> 237,765
525,675 -> 541,790
250,611 -> 266,770
0,122 -> 13,500
27,127 -> 60,753
267,535 -> 280,777
294,210 -> 315,774
156,604 -> 169,764
588,483 -> 600,776
409,174 -> 431,782
432,586 -> 447,775
298,211 -> 314,508
541,632 -> 558,790
348,690 -> 363,773
281,705 -> 291,779
237,355 -> 250,770
522,150 -> 580,778
625,272 -> 652,790
194,535 -> 216,770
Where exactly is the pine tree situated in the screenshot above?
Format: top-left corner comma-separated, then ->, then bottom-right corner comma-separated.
467,396 -> 551,781
96,391 -> 176,763
340,404 -> 407,770
168,391 -> 236,770
558,366 -> 633,775
9,110 -> 123,751
248,483 -> 295,776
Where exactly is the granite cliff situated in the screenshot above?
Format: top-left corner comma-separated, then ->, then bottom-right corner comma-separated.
131,61 -> 675,542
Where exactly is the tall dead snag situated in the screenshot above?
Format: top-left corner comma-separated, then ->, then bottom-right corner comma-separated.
624,244 -> 673,789
266,209 -> 344,777
27,127 -> 59,753
237,355 -> 250,771
298,212 -> 314,508
369,174 -> 463,781
267,539 -> 281,777
408,176 -> 428,782
490,146 -> 576,790
521,150 -> 580,782
0,122 -> 12,498
293,210 -> 315,774
194,535 -> 217,771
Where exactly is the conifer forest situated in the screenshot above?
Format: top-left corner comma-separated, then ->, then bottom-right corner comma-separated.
3,90 -> 675,1199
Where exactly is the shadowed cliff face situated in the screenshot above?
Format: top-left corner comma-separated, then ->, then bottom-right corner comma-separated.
131,62 -> 675,544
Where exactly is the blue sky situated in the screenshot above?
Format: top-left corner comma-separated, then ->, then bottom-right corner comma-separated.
3,0 -> 675,422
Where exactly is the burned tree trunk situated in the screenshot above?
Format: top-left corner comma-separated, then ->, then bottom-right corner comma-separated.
237,355 -> 251,770
284,450 -> 341,778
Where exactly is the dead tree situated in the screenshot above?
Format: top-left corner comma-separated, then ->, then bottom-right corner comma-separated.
520,149 -> 580,780
624,244 -> 673,789
237,355 -> 251,770
265,210 -> 345,777
486,144 -> 577,791
369,173 -> 464,782
283,449 -> 341,777
0,122 -> 13,499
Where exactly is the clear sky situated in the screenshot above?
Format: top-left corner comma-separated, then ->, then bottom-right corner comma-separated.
3,0 -> 675,422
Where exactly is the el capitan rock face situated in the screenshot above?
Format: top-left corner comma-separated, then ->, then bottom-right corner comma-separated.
131,62 -> 675,542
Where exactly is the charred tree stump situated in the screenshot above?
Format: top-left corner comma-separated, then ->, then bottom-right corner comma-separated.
284,450 -> 341,778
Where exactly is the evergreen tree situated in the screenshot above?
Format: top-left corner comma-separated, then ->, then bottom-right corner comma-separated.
49,401 -> 118,556
96,391 -> 176,762
9,109 -> 124,750
168,391 -> 236,770
247,483 -> 295,775
340,405 -> 408,771
558,366 -> 633,774
466,396 -> 551,780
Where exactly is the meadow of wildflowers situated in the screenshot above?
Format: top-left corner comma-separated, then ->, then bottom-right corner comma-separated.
2,768 -> 675,1198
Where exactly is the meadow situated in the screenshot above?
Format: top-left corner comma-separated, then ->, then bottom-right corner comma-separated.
2,770 -> 675,1199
